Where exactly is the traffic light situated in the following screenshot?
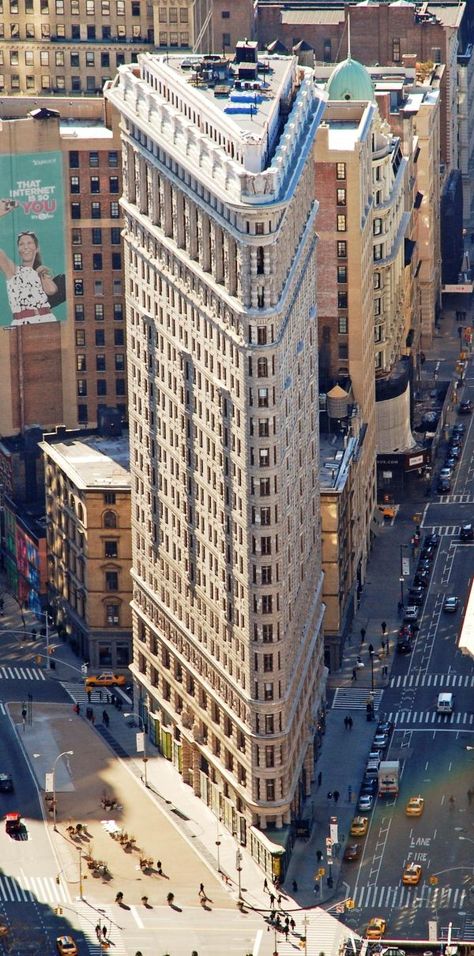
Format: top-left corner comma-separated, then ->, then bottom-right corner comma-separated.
345,899 -> 355,909
35,655 -> 41,664
299,940 -> 306,951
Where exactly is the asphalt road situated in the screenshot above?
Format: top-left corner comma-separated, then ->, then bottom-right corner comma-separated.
340,383 -> 474,944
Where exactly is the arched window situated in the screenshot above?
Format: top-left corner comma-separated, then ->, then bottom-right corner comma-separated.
103,510 -> 117,529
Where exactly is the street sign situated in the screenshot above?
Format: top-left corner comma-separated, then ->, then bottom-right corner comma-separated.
346,899 -> 355,909
135,731 -> 145,753
402,556 -> 410,576
45,772 -> 54,793
329,817 -> 338,844
326,836 -> 333,850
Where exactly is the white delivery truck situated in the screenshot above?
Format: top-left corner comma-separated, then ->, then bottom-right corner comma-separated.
378,760 -> 400,797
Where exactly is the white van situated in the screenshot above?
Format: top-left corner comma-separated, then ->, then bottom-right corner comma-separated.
437,692 -> 454,714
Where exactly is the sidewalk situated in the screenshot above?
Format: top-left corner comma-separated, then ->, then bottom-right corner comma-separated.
0,306 -> 468,934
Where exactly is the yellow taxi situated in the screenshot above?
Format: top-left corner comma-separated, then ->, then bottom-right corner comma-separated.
85,671 -> 126,688
405,796 -> 424,817
56,937 -> 78,956
350,815 -> 369,837
402,863 -> 422,885
366,917 -> 387,940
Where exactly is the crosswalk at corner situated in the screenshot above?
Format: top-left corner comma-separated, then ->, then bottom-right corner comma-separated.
62,681 -> 115,706
74,903 -> 128,956
0,873 -> 70,904
352,883 -> 467,911
332,687 -> 384,711
0,665 -> 46,681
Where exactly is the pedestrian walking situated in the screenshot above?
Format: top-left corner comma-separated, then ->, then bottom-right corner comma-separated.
277,894 -> 282,907
348,716 -> 353,730
368,643 -> 374,654
87,689 -> 92,703
467,789 -> 473,805
333,790 -> 340,804
316,849 -> 323,862
73,703 -> 80,716
381,639 -> 386,654
95,924 -> 101,940
263,878 -> 268,892
102,710 -> 109,726
290,917 -> 296,932
269,892 -> 275,907
157,860 -> 162,874
284,925 -> 289,941
199,882 -> 205,900
352,667 -> 357,681
102,927 -> 107,940
291,880 -> 298,893
317,771 -> 322,787
381,620 -> 387,635
313,882 -> 320,894
382,664 -> 388,678
360,627 -> 366,643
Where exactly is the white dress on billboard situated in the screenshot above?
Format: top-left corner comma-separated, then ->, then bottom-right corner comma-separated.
7,266 -> 56,326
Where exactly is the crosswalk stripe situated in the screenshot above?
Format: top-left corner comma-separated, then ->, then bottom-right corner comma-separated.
0,665 -> 45,681
0,874 -> 71,904
390,711 -> 473,726
0,703 -> 5,716
390,673 -> 474,689
331,688 -> 384,711
353,884 -> 464,909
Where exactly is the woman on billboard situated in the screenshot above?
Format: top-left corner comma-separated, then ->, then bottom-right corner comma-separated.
0,199 -> 59,326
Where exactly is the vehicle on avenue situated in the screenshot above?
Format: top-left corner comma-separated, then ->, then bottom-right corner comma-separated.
350,816 -> 369,837
343,843 -> 361,862
85,671 -> 126,688
0,773 -> 13,792
452,422 -> 465,436
460,523 -> 473,541
439,466 -> 452,480
366,917 -> 387,940
358,792 -> 374,812
424,532 -> 440,548
403,606 -> 420,623
405,796 -> 424,817
437,476 -> 451,493
444,456 -> 457,471
378,760 -> 400,797
437,692 -> 454,714
56,936 -> 78,956
443,596 -> 460,613
5,812 -> 22,836
402,863 -> 422,885
459,399 -> 472,414
361,777 -> 378,796
376,719 -> 394,736
417,559 -> 432,573
407,589 -> 425,606
420,543 -> 435,560
448,442 -> 462,459
412,574 -> 429,590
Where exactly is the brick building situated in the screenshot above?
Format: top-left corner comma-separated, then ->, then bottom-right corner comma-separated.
0,98 -> 127,435
256,1 -> 466,175
40,426 -> 132,667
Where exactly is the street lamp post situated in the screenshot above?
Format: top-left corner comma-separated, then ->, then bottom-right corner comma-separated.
399,575 -> 404,607
52,750 -> 74,831
369,649 -> 374,692
215,819 -> 221,873
124,711 -> 148,787
236,847 -> 243,900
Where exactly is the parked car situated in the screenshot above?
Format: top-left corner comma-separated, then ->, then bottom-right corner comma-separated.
412,575 -> 429,590
448,442 -> 462,459
420,544 -> 435,561
372,730 -> 389,750
358,792 -> 374,812
460,523 -> 473,541
437,477 -> 451,493
407,589 -> 424,606
439,466 -> 452,481
443,596 -> 459,613
424,532 -> 440,548
404,606 -> 420,623
417,559 -> 432,574
459,399 -> 472,414
360,777 -> 378,796
444,456 -> 457,471
452,422 -> 465,436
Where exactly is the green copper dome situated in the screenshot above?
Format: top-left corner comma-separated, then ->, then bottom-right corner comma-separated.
326,57 -> 375,102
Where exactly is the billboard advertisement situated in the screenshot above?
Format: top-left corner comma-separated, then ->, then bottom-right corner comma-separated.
0,151 -> 66,328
